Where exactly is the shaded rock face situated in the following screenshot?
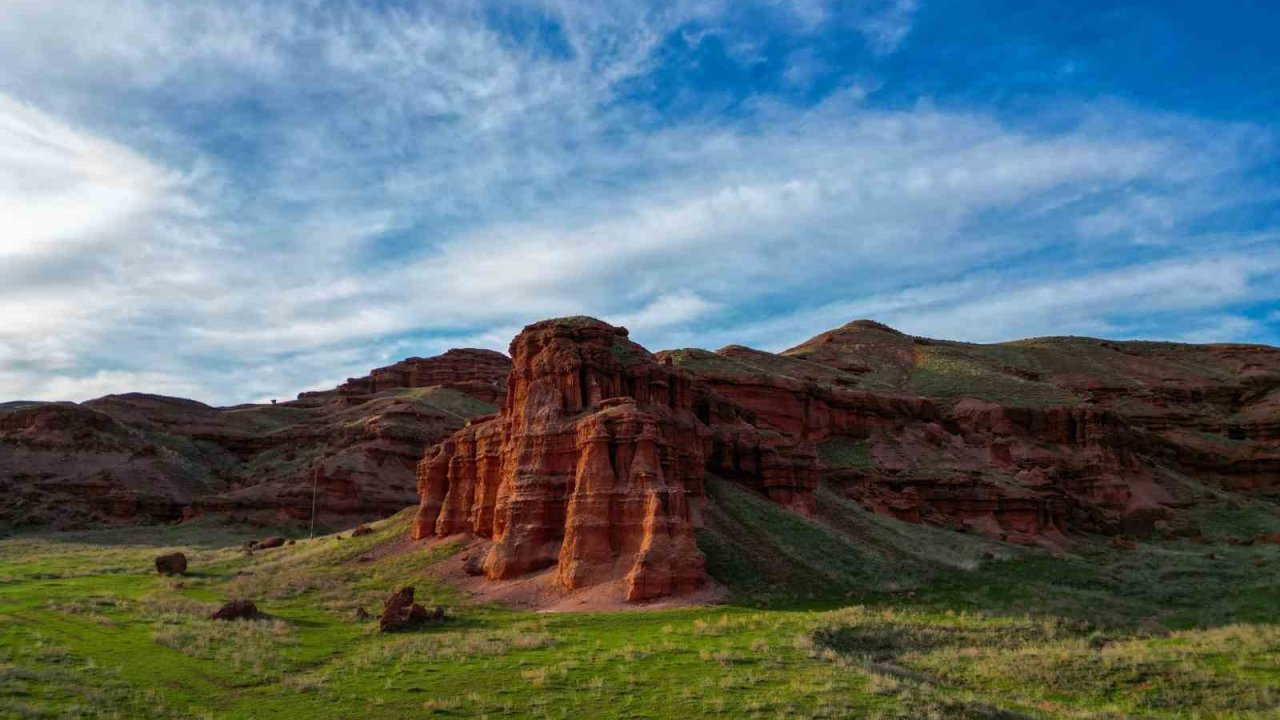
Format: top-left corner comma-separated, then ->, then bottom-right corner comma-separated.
414,318 -> 708,601
412,316 -> 1280,599
664,322 -> 1280,543
0,349 -> 510,530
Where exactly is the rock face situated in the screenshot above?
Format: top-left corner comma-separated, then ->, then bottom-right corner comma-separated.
0,349 -> 511,530
414,318 -> 708,601
413,316 -> 1280,601
6,312 -> 1278,575
665,320 -> 1280,542
326,348 -> 511,404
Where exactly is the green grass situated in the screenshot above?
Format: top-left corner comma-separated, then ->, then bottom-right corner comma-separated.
818,437 -> 874,470
906,346 -> 1078,408
1,491 -> 1278,719
396,386 -> 499,419
663,348 -> 768,378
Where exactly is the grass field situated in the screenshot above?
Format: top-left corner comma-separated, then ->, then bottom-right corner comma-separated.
1,486 -> 1278,719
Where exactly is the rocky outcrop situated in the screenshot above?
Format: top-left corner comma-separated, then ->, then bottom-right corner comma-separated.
411,317 -> 1280,597
0,349 -> 510,530
327,348 -> 511,404
413,318 -> 707,601
6,314 -> 1277,559
379,586 -> 444,632
661,324 -> 1280,545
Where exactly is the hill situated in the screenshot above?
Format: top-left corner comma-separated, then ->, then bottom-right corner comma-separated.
0,350 -> 510,530
2,317 -> 1279,717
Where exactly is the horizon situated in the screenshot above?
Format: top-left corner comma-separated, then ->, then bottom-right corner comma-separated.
6,313 -> 1279,408
3,1 -> 1279,405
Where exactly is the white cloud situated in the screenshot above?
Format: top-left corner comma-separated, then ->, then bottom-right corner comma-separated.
0,96 -> 177,257
706,251 -> 1280,350
0,1 -> 1274,404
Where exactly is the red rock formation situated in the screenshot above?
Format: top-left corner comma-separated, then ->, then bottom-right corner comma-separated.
664,325 -> 1280,544
7,313 -> 1277,559
1,349 -> 510,530
329,348 -> 511,404
378,586 -> 444,632
413,318 -> 706,601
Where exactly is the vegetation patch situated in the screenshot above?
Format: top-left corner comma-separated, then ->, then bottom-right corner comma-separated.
906,346 -> 1077,408
1,493 -> 1278,718
818,437 -> 874,470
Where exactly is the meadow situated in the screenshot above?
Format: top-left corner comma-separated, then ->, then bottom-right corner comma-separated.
1,483 -> 1278,720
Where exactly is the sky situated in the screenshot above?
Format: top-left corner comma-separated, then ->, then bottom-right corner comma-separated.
1,0 -> 1278,405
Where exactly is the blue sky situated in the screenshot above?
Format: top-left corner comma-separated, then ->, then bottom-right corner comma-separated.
1,0 -> 1277,404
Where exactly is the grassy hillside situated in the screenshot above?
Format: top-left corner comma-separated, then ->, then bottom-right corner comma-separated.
1,491 -> 1278,719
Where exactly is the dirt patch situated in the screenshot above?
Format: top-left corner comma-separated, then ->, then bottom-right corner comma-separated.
421,535 -> 728,612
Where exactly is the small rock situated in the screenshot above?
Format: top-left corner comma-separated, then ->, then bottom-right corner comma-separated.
379,587 -> 445,632
353,607 -> 371,621
155,552 -> 188,576
257,536 -> 286,549
211,599 -> 259,621
351,524 -> 373,537
286,539 -> 296,546
461,556 -> 484,576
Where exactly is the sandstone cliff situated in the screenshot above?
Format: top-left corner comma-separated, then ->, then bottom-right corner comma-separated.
0,349 -> 511,530
412,317 -> 1279,601
412,318 -> 707,601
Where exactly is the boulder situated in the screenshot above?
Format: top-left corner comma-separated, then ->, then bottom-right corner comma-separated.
155,552 -> 188,576
211,599 -> 259,621
351,524 -> 373,537
378,587 -> 444,632
257,536 -> 286,549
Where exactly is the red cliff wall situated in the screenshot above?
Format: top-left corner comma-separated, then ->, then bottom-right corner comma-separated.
412,318 -> 707,601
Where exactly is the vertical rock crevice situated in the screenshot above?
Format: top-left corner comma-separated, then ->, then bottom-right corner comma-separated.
412,317 -> 711,601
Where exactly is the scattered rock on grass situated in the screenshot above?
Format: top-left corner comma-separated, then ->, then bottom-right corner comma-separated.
379,587 -> 445,632
461,555 -> 483,576
155,552 -> 188,576
211,599 -> 259,621
257,536 -> 286,549
351,524 -> 373,537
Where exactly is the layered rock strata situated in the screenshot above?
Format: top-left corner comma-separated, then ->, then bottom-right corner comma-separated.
413,318 -> 707,601
0,349 -> 510,529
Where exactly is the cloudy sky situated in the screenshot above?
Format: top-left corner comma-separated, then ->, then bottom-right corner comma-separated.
2,0 -> 1278,404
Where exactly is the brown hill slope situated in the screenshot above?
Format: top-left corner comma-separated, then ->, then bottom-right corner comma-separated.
0,350 -> 510,530
411,317 -> 1279,603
